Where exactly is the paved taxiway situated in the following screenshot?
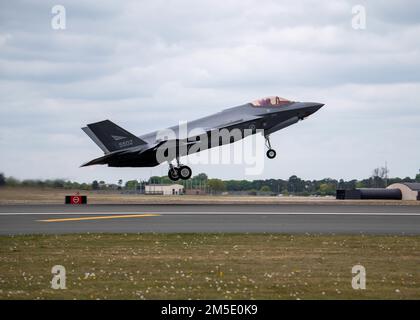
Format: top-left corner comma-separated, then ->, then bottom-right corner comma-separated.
0,204 -> 419,235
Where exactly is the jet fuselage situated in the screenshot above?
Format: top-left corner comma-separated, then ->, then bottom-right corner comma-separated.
81,97 -> 324,169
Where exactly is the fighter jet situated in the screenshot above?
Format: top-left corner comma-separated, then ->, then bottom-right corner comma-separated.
81,96 -> 324,181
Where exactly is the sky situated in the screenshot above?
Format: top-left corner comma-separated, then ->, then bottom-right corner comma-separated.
0,0 -> 419,184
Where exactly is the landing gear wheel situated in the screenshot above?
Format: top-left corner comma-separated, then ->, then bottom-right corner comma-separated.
168,167 -> 180,181
265,135 -> 276,159
266,149 -> 276,159
179,165 -> 192,180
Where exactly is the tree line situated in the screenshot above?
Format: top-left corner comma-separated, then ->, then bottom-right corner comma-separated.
1,169 -> 419,196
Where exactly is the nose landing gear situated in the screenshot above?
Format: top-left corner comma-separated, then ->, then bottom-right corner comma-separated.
168,158 -> 192,181
266,149 -> 277,159
265,135 -> 277,159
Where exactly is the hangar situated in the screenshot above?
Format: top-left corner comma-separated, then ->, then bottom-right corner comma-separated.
337,182 -> 420,200
387,183 -> 420,201
145,184 -> 184,196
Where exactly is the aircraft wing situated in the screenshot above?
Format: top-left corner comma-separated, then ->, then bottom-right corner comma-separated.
150,115 -> 264,148
82,115 -> 263,167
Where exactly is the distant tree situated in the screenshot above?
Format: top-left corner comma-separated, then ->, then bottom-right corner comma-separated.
371,166 -> 389,188
247,189 -> 257,196
260,186 -> 271,192
70,181 -> 81,189
149,176 -> 161,184
4,171 -> 419,194
149,175 -> 172,185
253,179 -> 264,191
239,180 -> 252,191
402,176 -> 414,182
125,180 -> 139,190
287,175 -> 305,193
225,180 -> 242,191
347,179 -> 357,190
21,180 -> 35,187
208,179 -> 226,193
195,173 -> 208,182
5,177 -> 20,187
319,183 -> 336,195
373,167 -> 389,179
80,183 -> 90,190
159,176 -> 173,185
92,180 -> 99,190
52,179 -> 65,188
304,181 -> 314,193
190,173 -> 208,190
360,178 -> 373,188
64,181 -> 73,189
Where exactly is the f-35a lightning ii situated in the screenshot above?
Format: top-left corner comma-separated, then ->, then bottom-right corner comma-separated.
81,96 -> 324,181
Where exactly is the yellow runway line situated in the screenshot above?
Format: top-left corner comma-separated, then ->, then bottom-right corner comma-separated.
37,214 -> 160,223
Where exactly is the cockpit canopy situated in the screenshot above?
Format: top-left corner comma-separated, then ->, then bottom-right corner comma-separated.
251,96 -> 292,107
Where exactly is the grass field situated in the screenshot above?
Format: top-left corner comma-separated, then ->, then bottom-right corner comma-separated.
1,187 -> 419,205
0,233 -> 419,299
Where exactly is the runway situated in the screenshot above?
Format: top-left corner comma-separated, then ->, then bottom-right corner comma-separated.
0,204 -> 419,235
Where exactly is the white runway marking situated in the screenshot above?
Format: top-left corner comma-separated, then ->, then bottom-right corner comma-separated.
0,212 -> 419,216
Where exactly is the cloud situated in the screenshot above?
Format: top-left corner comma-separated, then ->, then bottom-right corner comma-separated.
0,0 -> 419,182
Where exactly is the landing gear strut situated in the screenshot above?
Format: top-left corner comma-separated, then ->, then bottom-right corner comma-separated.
168,158 -> 192,181
265,135 -> 277,159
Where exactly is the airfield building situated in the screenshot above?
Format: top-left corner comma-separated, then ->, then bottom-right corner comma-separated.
387,183 -> 420,201
337,182 -> 420,200
145,184 -> 184,195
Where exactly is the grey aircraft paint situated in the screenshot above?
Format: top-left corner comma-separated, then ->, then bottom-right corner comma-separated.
81,96 -> 324,180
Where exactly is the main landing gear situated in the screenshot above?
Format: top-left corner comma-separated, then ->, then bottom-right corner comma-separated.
168,158 -> 192,181
265,135 -> 277,159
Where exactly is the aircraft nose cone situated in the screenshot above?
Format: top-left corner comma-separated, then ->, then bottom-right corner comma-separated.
308,102 -> 324,112
312,102 -> 325,109
299,102 -> 324,119
306,102 -> 324,112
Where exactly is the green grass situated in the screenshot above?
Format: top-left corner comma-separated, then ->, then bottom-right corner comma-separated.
0,233 -> 419,299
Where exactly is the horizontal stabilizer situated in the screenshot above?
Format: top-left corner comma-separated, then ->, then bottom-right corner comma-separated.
80,153 -> 114,167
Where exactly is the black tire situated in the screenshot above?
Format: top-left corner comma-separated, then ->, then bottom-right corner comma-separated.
179,165 -> 192,180
266,149 -> 276,159
168,168 -> 180,181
